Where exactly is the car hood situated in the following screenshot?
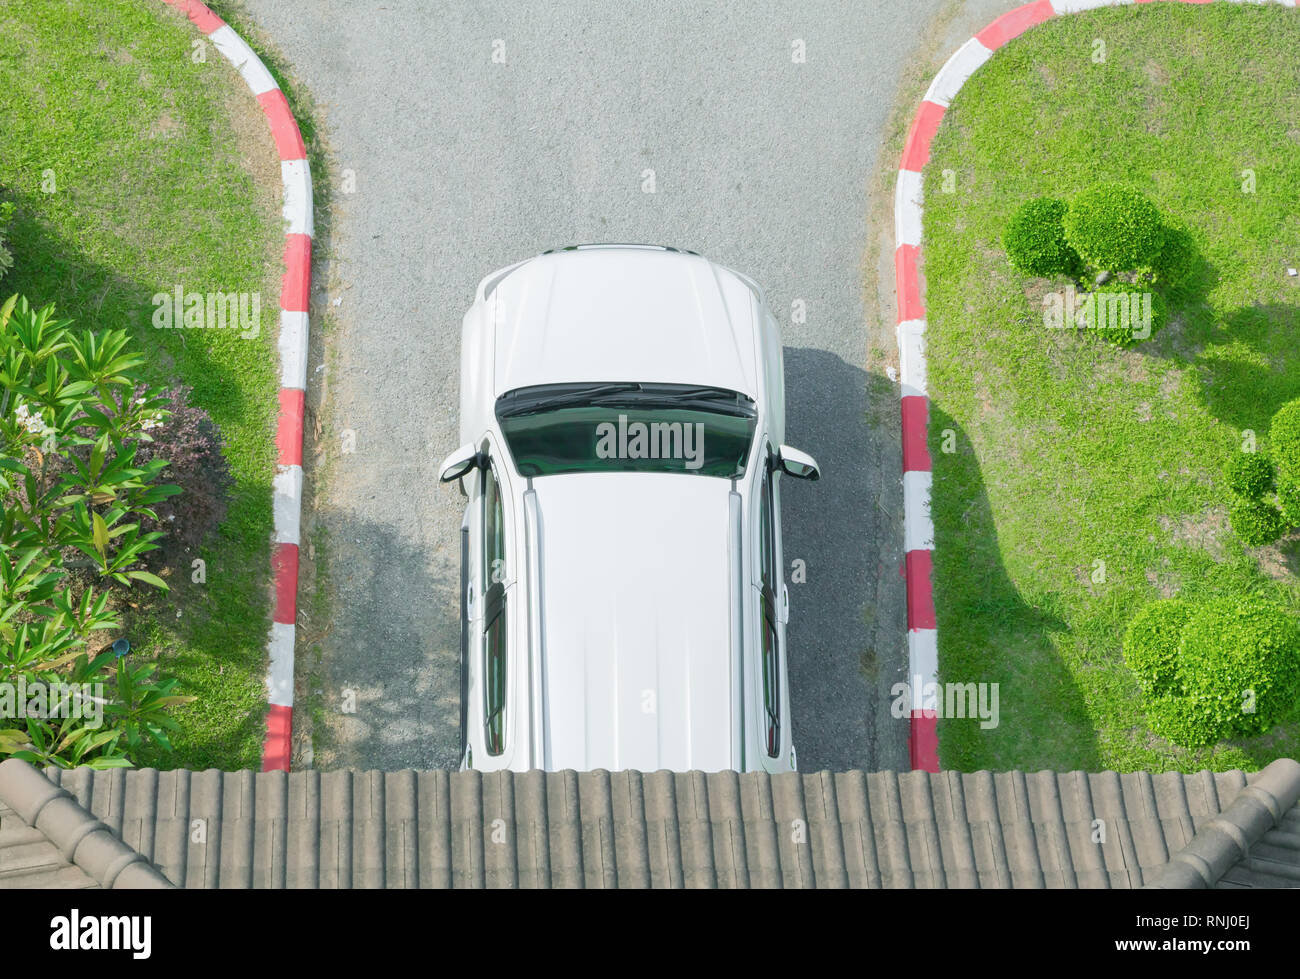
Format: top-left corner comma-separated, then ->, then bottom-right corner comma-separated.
492,248 -> 760,399
530,472 -> 736,772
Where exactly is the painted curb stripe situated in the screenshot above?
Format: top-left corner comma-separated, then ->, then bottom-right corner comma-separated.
901,396 -> 932,473
266,622 -> 295,708
162,1 -> 313,773
900,100 -> 946,173
909,713 -> 939,772
163,0 -> 225,34
277,388 -> 306,467
273,465 -> 304,546
208,25 -> 278,96
903,470 -> 934,553
272,543 -> 300,625
974,0 -> 1057,49
278,310 -> 310,391
894,245 -> 925,323
281,160 -> 315,237
904,550 -> 936,631
281,234 -> 312,314
922,37 -> 995,108
896,319 -> 928,398
262,704 -> 293,772
257,89 -> 308,161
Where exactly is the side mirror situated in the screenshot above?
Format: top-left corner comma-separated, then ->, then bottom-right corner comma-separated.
776,445 -> 820,481
438,443 -> 480,483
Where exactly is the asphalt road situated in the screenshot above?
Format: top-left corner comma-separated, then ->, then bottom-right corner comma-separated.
236,0 -> 971,773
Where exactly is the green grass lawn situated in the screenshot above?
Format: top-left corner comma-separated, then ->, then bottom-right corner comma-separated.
922,2 -> 1300,773
0,0 -> 283,768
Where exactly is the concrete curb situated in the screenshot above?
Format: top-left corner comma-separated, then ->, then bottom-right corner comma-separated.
892,0 -> 1297,772
161,0 -> 312,772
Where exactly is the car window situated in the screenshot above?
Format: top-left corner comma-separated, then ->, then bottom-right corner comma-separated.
482,460 -> 506,591
495,383 -> 759,479
481,458 -> 507,756
759,461 -> 780,757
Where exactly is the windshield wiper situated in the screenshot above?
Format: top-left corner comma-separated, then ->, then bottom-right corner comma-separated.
496,382 -> 756,419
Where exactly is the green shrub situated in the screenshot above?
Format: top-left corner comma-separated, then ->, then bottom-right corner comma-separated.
1138,223 -> 1198,292
1270,398 -> 1300,477
1229,499 -> 1287,546
1223,451 -> 1275,500
1003,197 -> 1083,279
1278,470 -> 1300,527
1123,599 -> 1195,698
1063,184 -> 1167,273
124,384 -> 232,557
0,294 -> 191,769
1146,691 -> 1226,749
0,202 -> 14,280
1152,598 -> 1300,745
1079,281 -> 1167,347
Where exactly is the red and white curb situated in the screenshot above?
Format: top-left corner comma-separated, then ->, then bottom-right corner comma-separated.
162,0 -> 312,773
893,0 -> 1296,773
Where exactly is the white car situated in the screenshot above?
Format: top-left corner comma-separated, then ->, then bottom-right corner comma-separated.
439,244 -> 819,773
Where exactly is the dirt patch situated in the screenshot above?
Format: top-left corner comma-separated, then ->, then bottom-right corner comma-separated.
1253,535 -> 1300,581
1159,505 -> 1229,562
150,111 -> 181,139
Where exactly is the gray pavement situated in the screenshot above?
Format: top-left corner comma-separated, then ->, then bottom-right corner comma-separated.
234,0 -> 1018,772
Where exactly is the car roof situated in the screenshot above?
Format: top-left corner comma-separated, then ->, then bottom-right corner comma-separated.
490,247 -> 763,400
528,472 -> 738,771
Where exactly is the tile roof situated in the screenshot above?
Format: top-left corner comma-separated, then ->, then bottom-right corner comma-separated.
1,758 -> 1296,888
0,759 -> 173,889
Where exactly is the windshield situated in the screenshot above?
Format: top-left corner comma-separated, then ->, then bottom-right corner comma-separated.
495,382 -> 758,479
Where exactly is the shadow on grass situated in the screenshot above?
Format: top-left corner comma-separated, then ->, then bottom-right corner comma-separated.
1189,302 -> 1300,435
927,403 -> 1096,772
3,187 -> 276,772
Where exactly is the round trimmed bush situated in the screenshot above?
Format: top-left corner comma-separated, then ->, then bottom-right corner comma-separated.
1079,280 -> 1167,347
1223,451 -> 1275,501
1146,691 -> 1228,749
1278,470 -> 1300,527
1269,398 -> 1300,477
1123,599 -> 1195,698
1138,223 -> 1198,292
1063,184 -> 1167,273
1003,198 -> 1083,279
1152,597 -> 1300,745
1229,499 -> 1287,547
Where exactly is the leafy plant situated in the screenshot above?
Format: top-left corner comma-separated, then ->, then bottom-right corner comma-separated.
1152,598 -> 1300,746
130,384 -> 232,555
1223,451 -> 1275,501
1139,223 -> 1198,292
1003,197 -> 1083,279
0,202 -> 14,281
1269,398 -> 1300,478
1277,470 -> 1300,527
1123,599 -> 1194,698
1228,498 -> 1287,547
1079,280 -> 1168,347
1063,184 -> 1167,273
0,294 -> 195,768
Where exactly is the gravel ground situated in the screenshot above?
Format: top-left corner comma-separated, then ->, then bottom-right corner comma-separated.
234,0 -> 1025,772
